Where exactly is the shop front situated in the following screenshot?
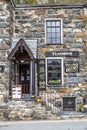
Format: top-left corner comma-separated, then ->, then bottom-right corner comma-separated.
8,38 -> 37,100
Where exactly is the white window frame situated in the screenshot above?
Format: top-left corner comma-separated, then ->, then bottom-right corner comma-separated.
45,18 -> 63,44
46,57 -> 64,86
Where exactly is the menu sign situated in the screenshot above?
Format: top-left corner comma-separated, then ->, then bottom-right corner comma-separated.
38,59 -> 46,91
12,85 -> 22,99
65,62 -> 79,73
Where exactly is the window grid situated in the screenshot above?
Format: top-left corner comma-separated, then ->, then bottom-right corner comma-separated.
46,20 -> 61,44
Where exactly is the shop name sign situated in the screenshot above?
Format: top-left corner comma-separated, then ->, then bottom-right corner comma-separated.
46,51 -> 79,57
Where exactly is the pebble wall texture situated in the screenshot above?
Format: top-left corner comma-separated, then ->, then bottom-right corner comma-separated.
0,0 -> 87,120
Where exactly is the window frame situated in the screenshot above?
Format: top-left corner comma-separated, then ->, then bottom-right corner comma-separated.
45,18 -> 63,44
46,57 -> 64,87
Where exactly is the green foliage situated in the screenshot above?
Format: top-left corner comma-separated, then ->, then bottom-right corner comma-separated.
24,0 -> 37,4
14,0 -> 87,4
14,0 -> 20,4
14,0 -> 37,4
48,0 -> 55,3
78,104 -> 84,112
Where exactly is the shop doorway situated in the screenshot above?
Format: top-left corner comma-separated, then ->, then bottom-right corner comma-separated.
8,38 -> 35,100
19,64 -> 30,99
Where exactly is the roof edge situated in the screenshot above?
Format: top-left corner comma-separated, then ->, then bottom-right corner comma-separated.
8,38 -> 35,60
9,1 -> 87,9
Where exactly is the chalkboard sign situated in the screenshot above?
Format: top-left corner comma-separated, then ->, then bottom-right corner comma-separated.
38,59 -> 46,91
65,62 -> 79,73
12,85 -> 22,99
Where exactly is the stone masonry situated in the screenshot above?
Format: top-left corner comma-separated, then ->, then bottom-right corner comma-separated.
0,0 -> 87,120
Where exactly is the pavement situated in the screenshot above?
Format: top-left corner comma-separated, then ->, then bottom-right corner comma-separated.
0,120 -> 87,130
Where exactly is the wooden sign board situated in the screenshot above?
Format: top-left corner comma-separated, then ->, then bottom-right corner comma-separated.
12,85 -> 22,99
46,51 -> 79,57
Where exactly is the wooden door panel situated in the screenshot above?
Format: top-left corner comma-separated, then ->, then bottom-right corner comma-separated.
19,64 -> 30,94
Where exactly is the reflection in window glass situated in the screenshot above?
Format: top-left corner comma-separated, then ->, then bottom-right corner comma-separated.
46,59 -> 62,86
52,22 -> 55,26
46,20 -> 62,44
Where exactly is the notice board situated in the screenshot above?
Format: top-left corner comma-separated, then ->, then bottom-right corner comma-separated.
38,59 -> 46,91
12,85 -> 22,99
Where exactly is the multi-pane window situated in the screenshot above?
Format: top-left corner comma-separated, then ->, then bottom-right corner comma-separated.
46,19 -> 62,44
46,58 -> 63,86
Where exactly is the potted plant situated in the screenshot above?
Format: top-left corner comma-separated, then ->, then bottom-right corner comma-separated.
48,80 -> 61,85
36,96 -> 42,103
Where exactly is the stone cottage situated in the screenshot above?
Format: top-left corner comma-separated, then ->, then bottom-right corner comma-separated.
0,0 -> 87,112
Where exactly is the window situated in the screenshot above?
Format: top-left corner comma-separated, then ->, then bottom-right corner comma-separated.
46,58 -> 63,86
45,19 -> 63,44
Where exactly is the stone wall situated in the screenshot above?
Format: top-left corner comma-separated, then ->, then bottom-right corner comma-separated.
12,8 -> 87,85
0,0 -> 87,114
9,6 -> 87,112
0,0 -> 11,102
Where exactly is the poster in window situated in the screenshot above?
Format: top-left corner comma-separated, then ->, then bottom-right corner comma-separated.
12,85 -> 22,99
38,59 -> 46,91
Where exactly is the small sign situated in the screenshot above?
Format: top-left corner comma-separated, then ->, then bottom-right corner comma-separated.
12,85 -> 22,99
0,65 -> 5,73
38,59 -> 46,91
46,51 -> 79,57
66,77 -> 81,83
65,62 -> 79,73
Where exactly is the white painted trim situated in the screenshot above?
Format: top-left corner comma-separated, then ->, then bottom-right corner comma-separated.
46,57 -> 64,86
45,18 -> 63,44
61,19 -> 63,44
30,61 -> 32,95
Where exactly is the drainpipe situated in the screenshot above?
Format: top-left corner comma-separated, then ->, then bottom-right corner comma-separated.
37,39 -> 39,96
8,61 -> 12,100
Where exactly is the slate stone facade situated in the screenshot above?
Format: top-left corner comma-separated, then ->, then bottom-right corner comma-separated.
0,0 -> 87,114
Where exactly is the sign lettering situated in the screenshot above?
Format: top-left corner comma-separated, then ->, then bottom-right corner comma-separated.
46,51 -> 79,57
